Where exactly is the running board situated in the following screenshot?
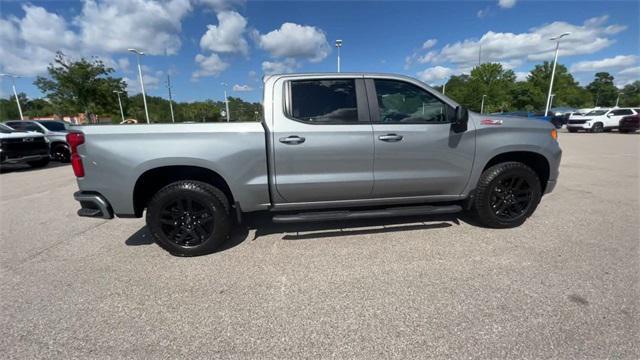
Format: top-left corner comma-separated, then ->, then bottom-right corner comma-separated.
272,204 -> 462,224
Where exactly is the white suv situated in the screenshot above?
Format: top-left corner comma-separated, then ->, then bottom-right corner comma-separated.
566,108 -> 638,133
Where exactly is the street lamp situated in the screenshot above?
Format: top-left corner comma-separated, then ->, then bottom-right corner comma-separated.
480,94 -> 487,114
335,39 -> 343,73
544,32 -> 571,117
550,93 -> 556,110
113,90 -> 125,122
221,82 -> 230,122
128,48 -> 150,124
0,73 -> 24,120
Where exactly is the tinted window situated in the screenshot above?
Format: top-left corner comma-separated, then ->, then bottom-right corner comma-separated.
374,80 -> 449,123
0,124 -> 15,133
289,79 -> 358,123
612,109 -> 633,116
10,122 -> 42,133
38,121 -> 67,131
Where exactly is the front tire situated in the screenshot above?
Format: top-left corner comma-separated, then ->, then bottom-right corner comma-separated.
472,162 -> 542,228
146,181 -> 231,257
591,122 -> 604,133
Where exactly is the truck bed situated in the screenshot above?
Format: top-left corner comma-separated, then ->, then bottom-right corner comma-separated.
74,122 -> 270,216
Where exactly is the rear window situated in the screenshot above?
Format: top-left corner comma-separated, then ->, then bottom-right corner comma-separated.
38,121 -> 68,131
289,79 -> 358,124
586,110 -> 607,116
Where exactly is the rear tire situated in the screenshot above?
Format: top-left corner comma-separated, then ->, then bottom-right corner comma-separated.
146,180 -> 231,257
472,162 -> 542,228
27,158 -> 50,168
51,144 -> 70,162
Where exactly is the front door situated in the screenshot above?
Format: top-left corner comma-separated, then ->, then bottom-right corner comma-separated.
366,78 -> 475,198
272,78 -> 374,203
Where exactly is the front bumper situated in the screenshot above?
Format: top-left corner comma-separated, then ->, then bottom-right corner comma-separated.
0,153 -> 49,165
74,191 -> 114,219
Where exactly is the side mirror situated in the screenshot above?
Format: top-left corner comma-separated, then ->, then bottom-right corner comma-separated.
452,106 -> 469,133
606,113 -> 613,118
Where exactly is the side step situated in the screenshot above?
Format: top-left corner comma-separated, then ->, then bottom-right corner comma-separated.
272,204 -> 462,224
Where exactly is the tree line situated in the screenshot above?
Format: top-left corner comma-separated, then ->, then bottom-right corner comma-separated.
1,52 -> 638,122
434,62 -> 639,114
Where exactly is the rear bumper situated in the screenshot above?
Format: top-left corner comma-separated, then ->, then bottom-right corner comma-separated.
73,191 -> 114,219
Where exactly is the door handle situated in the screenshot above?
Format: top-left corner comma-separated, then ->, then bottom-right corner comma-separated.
279,135 -> 306,145
378,134 -> 403,142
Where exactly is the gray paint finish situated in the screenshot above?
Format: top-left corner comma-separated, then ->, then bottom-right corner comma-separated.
72,72 -> 561,217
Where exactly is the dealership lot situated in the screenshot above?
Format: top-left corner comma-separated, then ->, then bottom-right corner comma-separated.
0,132 -> 638,358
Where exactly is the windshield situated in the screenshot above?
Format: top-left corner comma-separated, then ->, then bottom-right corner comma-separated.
0,124 -> 16,134
586,110 -> 608,116
38,121 -> 68,132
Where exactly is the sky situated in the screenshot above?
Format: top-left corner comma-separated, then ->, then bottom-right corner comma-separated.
0,0 -> 638,103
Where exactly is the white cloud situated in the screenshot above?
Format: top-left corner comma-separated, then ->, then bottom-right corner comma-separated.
419,16 -> 626,70
515,71 -> 529,81
198,0 -> 245,11
570,55 -> 638,72
232,84 -> 254,92
199,11 -> 249,55
416,66 -> 454,84
78,0 -> 192,56
0,1 -> 195,77
0,5 -> 77,76
261,59 -> 298,75
124,69 -> 162,95
615,66 -> 640,87
477,7 -> 491,19
498,0 -> 517,9
422,39 -> 437,49
117,58 -> 130,73
257,23 -> 330,62
192,53 -> 229,78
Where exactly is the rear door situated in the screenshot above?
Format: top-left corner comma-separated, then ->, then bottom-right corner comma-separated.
607,109 -> 634,128
366,78 -> 475,198
272,77 -> 375,203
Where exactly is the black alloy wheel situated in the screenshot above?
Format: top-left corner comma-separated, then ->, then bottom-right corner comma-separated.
489,175 -> 534,222
159,197 -> 215,247
146,180 -> 231,256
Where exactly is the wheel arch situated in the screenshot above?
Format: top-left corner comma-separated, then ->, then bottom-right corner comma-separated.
482,151 -> 550,193
133,165 -> 234,217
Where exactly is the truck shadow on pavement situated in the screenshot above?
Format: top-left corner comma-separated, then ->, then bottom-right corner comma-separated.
0,162 -> 69,174
125,212 -> 477,254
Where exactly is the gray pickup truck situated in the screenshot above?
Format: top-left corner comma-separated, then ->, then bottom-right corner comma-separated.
69,73 -> 561,256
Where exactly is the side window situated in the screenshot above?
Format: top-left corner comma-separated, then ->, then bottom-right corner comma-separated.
289,79 -> 358,124
612,109 -> 632,116
373,79 -> 450,124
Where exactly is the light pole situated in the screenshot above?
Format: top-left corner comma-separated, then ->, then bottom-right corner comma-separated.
128,48 -> 150,124
544,32 -> 571,117
442,78 -> 449,95
335,39 -> 343,72
480,94 -> 487,114
0,73 -> 24,120
550,93 -> 555,111
221,82 -> 230,122
113,90 -> 125,122
166,74 -> 175,123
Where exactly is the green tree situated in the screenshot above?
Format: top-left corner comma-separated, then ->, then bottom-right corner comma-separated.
526,61 -> 590,110
586,72 -> 618,107
618,80 -> 640,107
444,63 -> 516,112
34,51 -> 126,116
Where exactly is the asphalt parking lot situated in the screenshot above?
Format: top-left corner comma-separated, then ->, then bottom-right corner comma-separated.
1,132 -> 638,359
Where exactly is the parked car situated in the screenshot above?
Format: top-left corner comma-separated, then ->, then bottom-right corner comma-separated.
618,112 -> 640,133
566,108 -> 638,133
68,73 -> 562,256
0,123 -> 50,168
4,120 -> 70,162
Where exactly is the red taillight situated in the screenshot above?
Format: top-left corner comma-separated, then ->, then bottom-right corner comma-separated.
66,132 -> 85,177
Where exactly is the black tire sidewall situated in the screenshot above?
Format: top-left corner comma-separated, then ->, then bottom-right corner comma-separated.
146,181 -> 230,256
474,162 -> 542,228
